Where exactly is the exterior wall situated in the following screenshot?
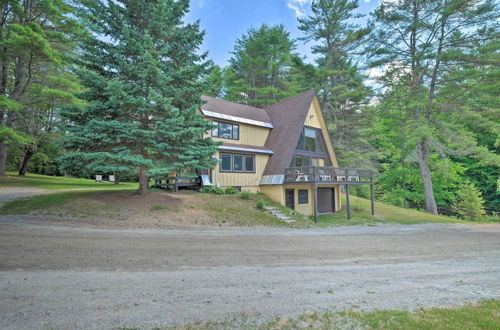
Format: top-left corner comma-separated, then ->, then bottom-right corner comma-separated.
304,103 -> 321,129
312,98 -> 339,167
260,184 -> 341,216
259,185 -> 284,205
211,151 -> 269,192
204,120 -> 270,147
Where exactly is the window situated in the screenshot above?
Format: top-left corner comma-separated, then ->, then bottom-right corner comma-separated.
293,155 -> 310,167
221,154 -> 232,171
295,127 -> 326,153
219,153 -> 255,172
212,121 -> 239,140
298,189 -> 308,204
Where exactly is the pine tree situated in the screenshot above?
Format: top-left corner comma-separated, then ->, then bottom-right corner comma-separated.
0,0 -> 81,175
452,182 -> 486,220
297,0 -> 374,167
368,0 -> 499,214
60,0 -> 218,194
225,24 -> 303,108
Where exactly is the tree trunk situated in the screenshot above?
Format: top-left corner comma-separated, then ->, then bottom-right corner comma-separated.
114,174 -> 120,185
0,142 -> 7,175
18,149 -> 34,176
416,138 -> 438,214
137,166 -> 149,194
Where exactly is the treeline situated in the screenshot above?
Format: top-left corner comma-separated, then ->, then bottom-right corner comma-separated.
0,0 -> 498,217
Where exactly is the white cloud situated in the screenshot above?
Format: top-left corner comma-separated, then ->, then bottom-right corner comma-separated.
286,0 -> 312,18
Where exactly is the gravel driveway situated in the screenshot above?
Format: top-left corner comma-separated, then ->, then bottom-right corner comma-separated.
1,218 -> 499,329
0,187 -> 48,209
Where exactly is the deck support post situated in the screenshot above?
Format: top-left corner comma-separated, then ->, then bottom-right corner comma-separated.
346,183 -> 351,220
313,183 -> 318,224
370,183 -> 375,216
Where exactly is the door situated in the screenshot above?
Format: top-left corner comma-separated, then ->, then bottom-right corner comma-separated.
285,189 -> 295,210
318,188 -> 335,213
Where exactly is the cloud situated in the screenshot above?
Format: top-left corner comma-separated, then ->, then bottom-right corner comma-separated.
286,0 -> 312,18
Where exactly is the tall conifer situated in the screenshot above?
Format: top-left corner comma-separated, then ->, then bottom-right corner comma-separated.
61,0 -> 217,194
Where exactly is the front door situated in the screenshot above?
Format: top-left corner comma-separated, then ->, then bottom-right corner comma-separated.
285,189 -> 295,210
318,188 -> 335,213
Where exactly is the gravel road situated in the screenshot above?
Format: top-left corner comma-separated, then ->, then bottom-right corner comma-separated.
1,216 -> 499,329
0,187 -> 47,208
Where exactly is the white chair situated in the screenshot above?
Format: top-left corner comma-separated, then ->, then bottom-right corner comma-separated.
109,175 -> 115,182
95,175 -> 103,182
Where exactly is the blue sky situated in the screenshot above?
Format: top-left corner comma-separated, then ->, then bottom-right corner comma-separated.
185,0 -> 380,67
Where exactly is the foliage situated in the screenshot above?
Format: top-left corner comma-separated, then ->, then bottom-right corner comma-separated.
298,0 -> 375,168
224,24 -> 305,107
256,199 -> 265,209
452,182 -> 486,221
60,0 -> 218,194
224,186 -> 239,195
367,0 -> 499,213
0,0 -> 83,174
200,185 -> 239,195
240,190 -> 251,200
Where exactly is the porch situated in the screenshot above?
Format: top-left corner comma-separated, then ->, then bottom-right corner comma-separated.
284,166 -> 375,223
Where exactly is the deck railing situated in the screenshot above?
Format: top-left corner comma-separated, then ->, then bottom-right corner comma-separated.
284,166 -> 374,183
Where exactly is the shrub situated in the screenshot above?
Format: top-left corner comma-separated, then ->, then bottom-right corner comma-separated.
240,190 -> 251,199
224,186 -> 239,195
256,199 -> 265,209
200,185 -> 225,195
451,182 -> 486,220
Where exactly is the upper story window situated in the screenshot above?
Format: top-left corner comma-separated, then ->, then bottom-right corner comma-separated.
212,121 -> 239,140
296,127 -> 326,153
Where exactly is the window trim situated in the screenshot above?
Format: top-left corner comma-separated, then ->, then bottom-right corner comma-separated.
211,121 -> 240,140
298,189 -> 309,204
219,153 -> 256,173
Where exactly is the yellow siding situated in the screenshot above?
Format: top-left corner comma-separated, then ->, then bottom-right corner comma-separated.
304,103 -> 321,128
259,185 -> 284,205
312,98 -> 339,167
283,184 -> 314,215
212,151 -> 269,191
204,120 -> 270,147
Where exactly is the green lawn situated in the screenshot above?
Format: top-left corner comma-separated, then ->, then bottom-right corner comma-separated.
171,300 -> 500,329
0,172 -> 138,190
313,195 -> 486,226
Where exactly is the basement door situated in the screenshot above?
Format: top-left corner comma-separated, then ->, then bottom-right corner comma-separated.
318,188 -> 335,214
285,189 -> 295,210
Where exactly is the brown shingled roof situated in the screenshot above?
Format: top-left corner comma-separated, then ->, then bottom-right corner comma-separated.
201,95 -> 272,124
263,89 -> 317,176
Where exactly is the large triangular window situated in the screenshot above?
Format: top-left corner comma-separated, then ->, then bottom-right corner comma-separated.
295,127 -> 326,153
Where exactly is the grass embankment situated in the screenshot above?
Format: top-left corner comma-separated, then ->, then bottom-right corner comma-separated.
0,172 -> 138,190
314,195 -> 488,226
1,173 -> 491,226
172,300 -> 500,329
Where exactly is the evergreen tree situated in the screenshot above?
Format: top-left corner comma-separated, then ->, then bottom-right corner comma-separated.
298,0 -> 374,167
225,24 -> 303,108
452,182 -> 486,220
368,0 -> 499,214
0,0 -> 81,175
60,0 -> 217,194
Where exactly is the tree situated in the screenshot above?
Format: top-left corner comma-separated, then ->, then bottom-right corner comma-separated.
225,24 -> 303,107
60,0 -> 218,194
452,182 -> 486,220
201,64 -> 225,98
298,0 -> 374,167
368,0 -> 499,214
0,0 -> 81,175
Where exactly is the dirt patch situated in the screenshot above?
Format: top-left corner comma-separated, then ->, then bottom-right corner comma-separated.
33,190 -> 285,228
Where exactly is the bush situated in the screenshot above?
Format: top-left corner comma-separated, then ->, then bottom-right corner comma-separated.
200,185 -> 225,195
240,190 -> 251,199
224,186 -> 239,195
451,182 -> 486,220
256,199 -> 265,209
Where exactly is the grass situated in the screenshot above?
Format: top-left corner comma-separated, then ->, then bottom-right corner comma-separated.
313,195 -> 489,227
170,300 -> 500,329
0,190 -> 118,215
0,172 -> 138,190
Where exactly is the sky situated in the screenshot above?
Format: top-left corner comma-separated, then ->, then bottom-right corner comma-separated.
185,0 -> 381,67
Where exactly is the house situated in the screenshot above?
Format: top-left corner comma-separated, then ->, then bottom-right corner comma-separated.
200,89 -> 375,222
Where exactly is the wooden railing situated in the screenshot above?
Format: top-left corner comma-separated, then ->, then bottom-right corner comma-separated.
284,166 -> 374,183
